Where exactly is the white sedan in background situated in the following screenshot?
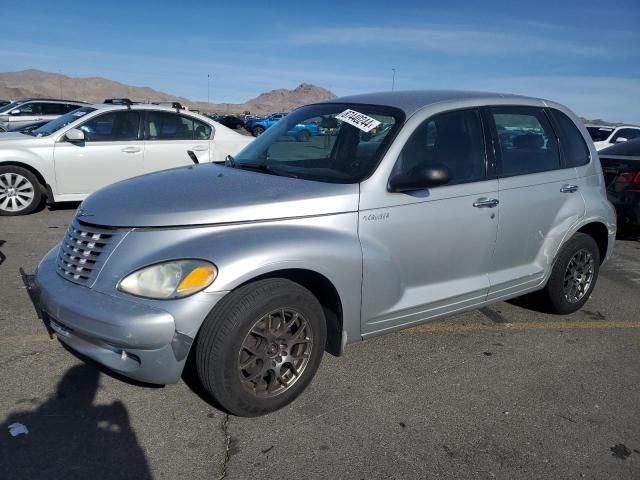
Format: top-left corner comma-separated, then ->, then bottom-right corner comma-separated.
0,101 -> 253,215
586,124 -> 640,151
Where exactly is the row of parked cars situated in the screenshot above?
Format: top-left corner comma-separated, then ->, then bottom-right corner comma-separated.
1,96 -> 638,230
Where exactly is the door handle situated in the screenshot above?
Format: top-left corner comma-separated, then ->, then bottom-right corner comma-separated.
473,198 -> 499,208
121,147 -> 141,153
191,146 -> 208,151
560,184 -> 579,193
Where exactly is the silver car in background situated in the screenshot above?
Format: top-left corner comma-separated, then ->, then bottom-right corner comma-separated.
35,90 -> 616,416
0,98 -> 87,131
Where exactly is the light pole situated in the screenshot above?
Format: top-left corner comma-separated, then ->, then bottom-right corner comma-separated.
391,68 -> 396,92
207,74 -> 211,110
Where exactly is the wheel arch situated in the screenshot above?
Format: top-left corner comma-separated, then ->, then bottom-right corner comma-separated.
576,221 -> 609,264
236,268 -> 345,357
0,160 -> 51,199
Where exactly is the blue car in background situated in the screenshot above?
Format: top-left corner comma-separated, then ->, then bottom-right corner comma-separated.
246,112 -> 320,141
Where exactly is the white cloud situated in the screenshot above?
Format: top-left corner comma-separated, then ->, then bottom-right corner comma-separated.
289,26 -> 605,57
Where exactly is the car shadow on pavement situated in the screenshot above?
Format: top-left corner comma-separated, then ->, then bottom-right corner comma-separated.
47,200 -> 81,212
0,364 -> 152,480
181,353 -> 231,415
0,240 -> 5,265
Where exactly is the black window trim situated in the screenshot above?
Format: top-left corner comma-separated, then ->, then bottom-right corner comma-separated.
142,109 -> 214,141
391,106 -> 491,188
482,105 -> 565,179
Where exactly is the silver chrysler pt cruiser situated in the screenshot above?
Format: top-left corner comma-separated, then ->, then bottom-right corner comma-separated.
36,91 -> 616,416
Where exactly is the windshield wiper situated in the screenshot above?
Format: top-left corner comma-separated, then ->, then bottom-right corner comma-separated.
225,154 -> 236,168
235,162 -> 298,178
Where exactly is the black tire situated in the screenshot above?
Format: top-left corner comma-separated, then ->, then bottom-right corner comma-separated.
538,233 -> 600,314
0,165 -> 43,216
195,278 -> 326,417
296,130 -> 311,142
252,126 -> 265,137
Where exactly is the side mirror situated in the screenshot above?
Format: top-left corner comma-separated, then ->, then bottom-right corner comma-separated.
65,128 -> 85,142
9,109 -> 21,115
388,164 -> 450,193
615,137 -> 628,144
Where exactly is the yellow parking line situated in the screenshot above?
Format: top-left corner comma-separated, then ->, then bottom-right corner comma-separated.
409,320 -> 640,334
0,320 -> 638,345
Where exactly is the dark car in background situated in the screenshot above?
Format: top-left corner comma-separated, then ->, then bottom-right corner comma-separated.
215,115 -> 245,130
599,138 -> 640,227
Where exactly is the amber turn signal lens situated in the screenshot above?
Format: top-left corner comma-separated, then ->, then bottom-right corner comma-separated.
176,266 -> 217,296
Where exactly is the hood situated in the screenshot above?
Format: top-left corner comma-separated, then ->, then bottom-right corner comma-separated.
79,164 -> 360,228
0,132 -> 34,141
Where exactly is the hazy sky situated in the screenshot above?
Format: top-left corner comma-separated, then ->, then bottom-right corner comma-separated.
2,0 -> 639,122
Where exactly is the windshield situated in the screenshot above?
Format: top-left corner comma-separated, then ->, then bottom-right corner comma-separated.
31,106 -> 96,136
587,126 -> 613,142
234,103 -> 403,183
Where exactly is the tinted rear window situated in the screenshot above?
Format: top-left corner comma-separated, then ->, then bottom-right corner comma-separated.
549,109 -> 590,167
587,126 -> 613,142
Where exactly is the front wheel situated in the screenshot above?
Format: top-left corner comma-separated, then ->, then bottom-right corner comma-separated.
538,233 -> 600,314
252,126 -> 265,137
0,165 -> 42,216
195,278 -> 326,416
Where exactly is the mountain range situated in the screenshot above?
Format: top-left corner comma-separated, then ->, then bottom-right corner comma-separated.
0,70 -> 336,115
0,70 -> 632,125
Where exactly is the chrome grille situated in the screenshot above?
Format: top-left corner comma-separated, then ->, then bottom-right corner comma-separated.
56,220 -> 122,286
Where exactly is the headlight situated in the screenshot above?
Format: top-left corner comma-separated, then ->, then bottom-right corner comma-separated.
118,260 -> 217,299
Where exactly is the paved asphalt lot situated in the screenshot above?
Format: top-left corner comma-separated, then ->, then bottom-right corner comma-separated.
1,205 -> 639,480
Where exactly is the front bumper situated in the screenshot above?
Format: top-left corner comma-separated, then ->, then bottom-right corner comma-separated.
36,248 -> 193,384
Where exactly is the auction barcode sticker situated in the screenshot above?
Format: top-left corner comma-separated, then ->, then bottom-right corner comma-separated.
335,109 -> 381,133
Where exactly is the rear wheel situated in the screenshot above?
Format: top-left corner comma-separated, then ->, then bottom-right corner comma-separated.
538,233 -> 600,314
195,278 -> 326,416
0,165 -> 42,216
252,126 -> 265,137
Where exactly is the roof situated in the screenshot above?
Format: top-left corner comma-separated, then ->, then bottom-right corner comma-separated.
15,98 -> 88,104
83,102 -> 238,134
320,90 -> 543,116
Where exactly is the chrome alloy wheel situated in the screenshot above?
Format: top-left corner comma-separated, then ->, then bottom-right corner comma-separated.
0,172 -> 35,212
563,248 -> 595,303
238,308 -> 314,398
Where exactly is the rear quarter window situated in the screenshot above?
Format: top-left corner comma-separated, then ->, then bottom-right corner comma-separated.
549,109 -> 590,167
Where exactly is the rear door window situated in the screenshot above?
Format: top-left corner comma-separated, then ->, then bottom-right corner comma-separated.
146,112 -> 211,140
490,107 -> 560,177
549,109 -> 590,167
394,108 -> 486,185
42,103 -> 69,115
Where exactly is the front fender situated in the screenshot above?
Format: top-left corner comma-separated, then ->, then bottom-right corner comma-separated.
92,213 -> 363,343
0,145 -> 54,187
